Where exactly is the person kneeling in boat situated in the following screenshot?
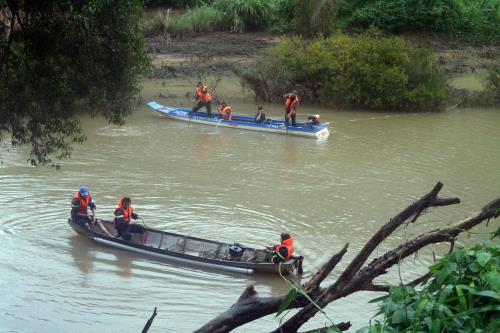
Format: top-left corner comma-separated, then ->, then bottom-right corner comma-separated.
114,197 -> 147,244
255,106 -> 266,123
191,81 -> 213,117
307,114 -> 321,126
71,186 -> 114,237
267,233 -> 294,264
219,101 -> 232,120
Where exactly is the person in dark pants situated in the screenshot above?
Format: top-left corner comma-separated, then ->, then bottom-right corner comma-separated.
284,90 -> 299,127
191,81 -> 212,117
114,197 -> 147,244
71,186 -> 113,237
255,106 -> 266,123
266,233 -> 295,264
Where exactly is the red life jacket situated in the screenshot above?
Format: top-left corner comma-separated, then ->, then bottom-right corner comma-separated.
285,96 -> 299,115
275,237 -> 294,261
196,85 -> 212,103
73,192 -> 91,215
114,199 -> 133,224
219,105 -> 232,120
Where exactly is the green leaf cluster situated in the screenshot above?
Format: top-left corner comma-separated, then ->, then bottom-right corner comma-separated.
243,34 -> 447,111
358,240 -> 500,333
342,0 -> 500,39
0,0 -> 149,165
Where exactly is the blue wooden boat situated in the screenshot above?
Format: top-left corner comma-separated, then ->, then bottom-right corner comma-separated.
147,101 -> 330,139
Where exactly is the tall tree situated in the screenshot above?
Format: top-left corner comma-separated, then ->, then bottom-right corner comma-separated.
0,0 -> 149,165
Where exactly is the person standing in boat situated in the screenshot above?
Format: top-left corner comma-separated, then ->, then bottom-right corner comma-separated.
219,101 -> 232,120
191,81 -> 213,117
113,197 -> 147,244
267,233 -> 294,264
255,106 -> 266,123
284,90 -> 299,127
71,186 -> 114,237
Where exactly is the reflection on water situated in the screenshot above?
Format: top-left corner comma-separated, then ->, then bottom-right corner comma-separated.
68,236 -> 94,287
1,81 -> 499,332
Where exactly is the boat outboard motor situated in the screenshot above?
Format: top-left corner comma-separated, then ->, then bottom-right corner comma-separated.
228,245 -> 244,260
307,115 -> 320,125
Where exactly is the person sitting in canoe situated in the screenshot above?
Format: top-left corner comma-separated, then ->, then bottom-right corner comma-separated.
218,101 -> 232,120
266,233 -> 294,264
113,197 -> 147,244
255,106 -> 266,123
284,90 -> 299,127
71,186 -> 114,237
191,81 -> 213,118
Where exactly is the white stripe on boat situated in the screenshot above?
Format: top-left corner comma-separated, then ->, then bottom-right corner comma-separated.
93,237 -> 255,275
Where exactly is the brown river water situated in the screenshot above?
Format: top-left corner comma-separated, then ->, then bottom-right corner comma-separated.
1,77 -> 499,332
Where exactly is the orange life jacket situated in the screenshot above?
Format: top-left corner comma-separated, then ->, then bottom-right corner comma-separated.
274,237 -> 294,261
219,106 -> 232,120
196,85 -> 212,103
114,199 -> 133,224
285,96 -> 299,115
73,192 -> 91,215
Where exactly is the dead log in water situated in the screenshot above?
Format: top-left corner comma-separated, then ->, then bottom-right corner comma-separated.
193,182 -> 499,333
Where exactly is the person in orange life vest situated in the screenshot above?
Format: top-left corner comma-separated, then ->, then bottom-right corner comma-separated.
191,81 -> 213,117
284,90 -> 299,127
219,101 -> 232,120
71,186 -> 113,237
114,197 -> 147,244
267,233 -> 294,264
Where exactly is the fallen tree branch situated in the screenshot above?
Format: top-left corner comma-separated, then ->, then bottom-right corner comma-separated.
142,307 -> 157,333
192,183 -> 498,333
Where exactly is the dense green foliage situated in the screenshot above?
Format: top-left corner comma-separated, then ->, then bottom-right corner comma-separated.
241,34 -> 447,111
341,0 -> 500,39
144,0 -> 500,39
358,239 -> 500,333
0,0 -> 149,165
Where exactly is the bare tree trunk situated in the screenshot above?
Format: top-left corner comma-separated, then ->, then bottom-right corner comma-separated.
193,182 -> 499,333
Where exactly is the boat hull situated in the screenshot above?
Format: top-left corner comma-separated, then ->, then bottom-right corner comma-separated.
147,101 -> 330,139
68,218 -> 301,275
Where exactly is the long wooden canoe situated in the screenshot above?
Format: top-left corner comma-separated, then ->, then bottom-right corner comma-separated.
68,218 -> 303,275
147,101 -> 330,139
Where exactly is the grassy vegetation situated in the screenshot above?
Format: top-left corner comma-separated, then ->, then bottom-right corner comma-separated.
144,6 -> 219,36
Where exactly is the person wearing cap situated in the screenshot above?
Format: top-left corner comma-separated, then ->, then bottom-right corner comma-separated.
255,106 -> 266,123
218,101 -> 232,120
266,233 -> 295,264
71,186 -> 113,237
284,90 -> 299,127
113,197 -> 147,244
191,81 -> 213,117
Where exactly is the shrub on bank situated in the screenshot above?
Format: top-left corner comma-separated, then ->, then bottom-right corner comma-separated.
241,34 -> 447,111
357,239 -> 500,333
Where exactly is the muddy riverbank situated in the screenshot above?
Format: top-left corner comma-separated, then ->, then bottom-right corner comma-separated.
147,31 -> 499,83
